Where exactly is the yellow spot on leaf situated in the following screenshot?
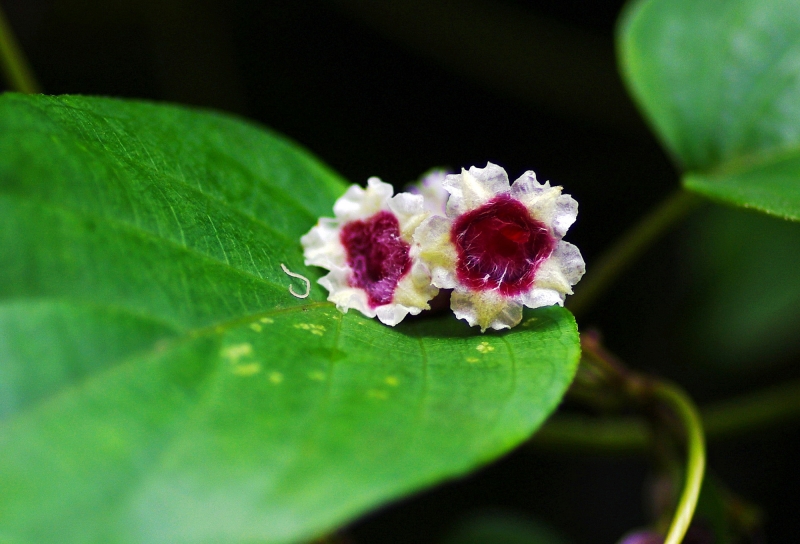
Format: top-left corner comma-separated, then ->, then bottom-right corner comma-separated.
294,323 -> 326,336
523,317 -> 539,327
260,317 -> 275,324
476,341 -> 495,354
308,370 -> 326,381
367,389 -> 388,400
232,362 -> 261,376
466,357 -> 479,363
384,376 -> 399,387
221,343 -> 253,361
269,372 -> 284,384
249,323 -> 262,332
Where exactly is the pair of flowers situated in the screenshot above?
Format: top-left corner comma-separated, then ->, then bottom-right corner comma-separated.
301,163 -> 585,332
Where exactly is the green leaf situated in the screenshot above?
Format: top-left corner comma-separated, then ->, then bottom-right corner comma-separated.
619,0 -> 800,219
0,94 -> 580,544
685,152 -> 800,221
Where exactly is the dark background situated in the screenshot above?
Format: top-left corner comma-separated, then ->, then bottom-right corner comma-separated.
4,0 -> 798,541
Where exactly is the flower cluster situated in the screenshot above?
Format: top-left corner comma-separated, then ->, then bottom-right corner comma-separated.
301,163 -> 585,331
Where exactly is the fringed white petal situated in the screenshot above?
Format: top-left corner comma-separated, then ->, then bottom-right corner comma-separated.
301,217 -> 345,269
530,257 -> 574,295
450,287 -> 523,332
319,266 -> 377,318
514,287 -> 565,309
550,195 -> 579,239
515,242 -> 584,307
393,260 -> 439,308
388,192 -> 428,240
550,241 -> 585,287
414,215 -> 458,289
512,241 -> 584,310
407,169 -> 450,215
529,241 -> 583,294
320,262 -> 435,326
444,162 -> 510,217
510,171 -> 578,239
333,177 -> 394,221
375,304 -> 415,326
509,170 -> 550,202
369,258 -> 437,326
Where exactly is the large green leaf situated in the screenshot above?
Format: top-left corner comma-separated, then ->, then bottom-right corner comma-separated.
684,153 -> 800,221
619,0 -> 800,219
0,94 -> 580,544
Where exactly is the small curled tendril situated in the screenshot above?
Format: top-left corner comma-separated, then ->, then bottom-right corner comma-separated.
280,263 -> 310,298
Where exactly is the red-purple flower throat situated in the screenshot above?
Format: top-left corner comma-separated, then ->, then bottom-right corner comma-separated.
451,194 -> 556,296
340,211 -> 412,308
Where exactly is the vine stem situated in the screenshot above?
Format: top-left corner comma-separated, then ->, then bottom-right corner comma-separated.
567,189 -> 701,317
650,380 -> 706,544
552,336 -> 706,542
0,4 -> 41,93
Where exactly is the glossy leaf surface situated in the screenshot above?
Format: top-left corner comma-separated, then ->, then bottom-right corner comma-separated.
619,0 -> 800,219
684,153 -> 800,222
0,94 -> 580,544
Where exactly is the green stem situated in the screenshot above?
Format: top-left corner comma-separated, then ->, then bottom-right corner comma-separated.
535,379 -> 800,451
567,189 -> 701,317
0,4 -> 41,93
703,379 -> 800,437
651,380 -> 705,544
533,415 -> 649,451
545,339 -> 707,540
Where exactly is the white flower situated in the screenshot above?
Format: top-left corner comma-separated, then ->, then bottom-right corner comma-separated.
301,178 -> 438,326
414,162 -> 585,332
406,168 -> 450,215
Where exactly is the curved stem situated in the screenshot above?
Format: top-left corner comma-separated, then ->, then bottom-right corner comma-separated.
703,379 -> 800,437
540,338 -> 707,540
533,415 -> 649,451
0,4 -> 41,93
651,380 -> 705,544
567,189 -> 701,317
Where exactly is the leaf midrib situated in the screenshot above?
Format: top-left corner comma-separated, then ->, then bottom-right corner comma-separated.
2,125 -> 317,263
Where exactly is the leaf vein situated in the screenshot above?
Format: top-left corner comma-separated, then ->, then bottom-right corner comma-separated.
1,192 -> 292,295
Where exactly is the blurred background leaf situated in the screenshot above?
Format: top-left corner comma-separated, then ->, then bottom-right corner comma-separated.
620,0 -> 800,219
680,204 -> 800,371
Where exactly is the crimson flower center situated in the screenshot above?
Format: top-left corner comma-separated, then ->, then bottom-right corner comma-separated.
340,210 -> 412,308
451,194 -> 556,296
